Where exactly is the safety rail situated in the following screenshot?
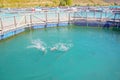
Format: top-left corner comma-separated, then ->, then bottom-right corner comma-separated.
0,10 -> 120,35
73,10 -> 120,22
0,11 -> 73,35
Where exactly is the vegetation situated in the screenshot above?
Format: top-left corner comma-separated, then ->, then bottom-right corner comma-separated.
59,0 -> 66,6
0,0 -> 119,8
59,0 -> 73,6
65,0 -> 73,6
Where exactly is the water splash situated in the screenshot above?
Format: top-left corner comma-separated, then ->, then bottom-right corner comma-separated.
50,42 -> 73,52
27,39 -> 73,53
27,39 -> 47,53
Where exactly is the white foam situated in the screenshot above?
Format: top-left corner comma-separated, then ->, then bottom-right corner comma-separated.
50,42 -> 73,52
27,39 -> 73,53
27,39 -> 47,53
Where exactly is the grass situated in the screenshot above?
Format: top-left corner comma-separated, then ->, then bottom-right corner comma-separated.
0,0 -> 119,8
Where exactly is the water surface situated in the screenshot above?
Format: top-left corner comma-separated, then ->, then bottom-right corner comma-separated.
0,25 -> 120,80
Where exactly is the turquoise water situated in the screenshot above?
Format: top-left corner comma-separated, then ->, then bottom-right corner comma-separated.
0,25 -> 120,80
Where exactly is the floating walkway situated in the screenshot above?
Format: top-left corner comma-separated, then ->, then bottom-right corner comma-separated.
0,11 -> 73,40
73,9 -> 120,28
0,8 -> 120,40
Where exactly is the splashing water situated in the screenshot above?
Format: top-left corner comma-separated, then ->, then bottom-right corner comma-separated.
27,39 -> 73,53
27,39 -> 47,53
50,43 -> 73,52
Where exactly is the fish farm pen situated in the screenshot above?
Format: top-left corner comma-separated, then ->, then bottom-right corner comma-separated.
0,11 -> 73,40
0,7 -> 120,40
0,6 -> 120,80
73,9 -> 120,28
0,6 -> 120,40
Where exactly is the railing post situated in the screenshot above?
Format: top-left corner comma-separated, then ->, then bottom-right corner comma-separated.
30,15 -> 32,28
114,13 -> 116,22
57,12 -> 60,26
45,12 -> 47,28
14,16 -> 17,28
68,12 -> 71,24
105,11 -> 107,18
73,12 -> 76,22
86,10 -> 88,26
30,15 -> 32,24
113,13 -> 117,27
100,11 -> 102,22
86,10 -> 88,20
0,18 -> 3,35
25,15 -> 27,24
94,11 -> 95,19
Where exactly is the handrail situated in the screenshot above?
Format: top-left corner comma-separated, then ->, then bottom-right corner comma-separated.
0,11 -> 119,35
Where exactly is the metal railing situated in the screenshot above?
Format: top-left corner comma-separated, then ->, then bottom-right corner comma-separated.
0,11 -> 73,35
73,10 -> 120,22
0,10 -> 120,35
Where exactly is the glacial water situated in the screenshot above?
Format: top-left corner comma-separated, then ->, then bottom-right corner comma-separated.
0,25 -> 120,80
